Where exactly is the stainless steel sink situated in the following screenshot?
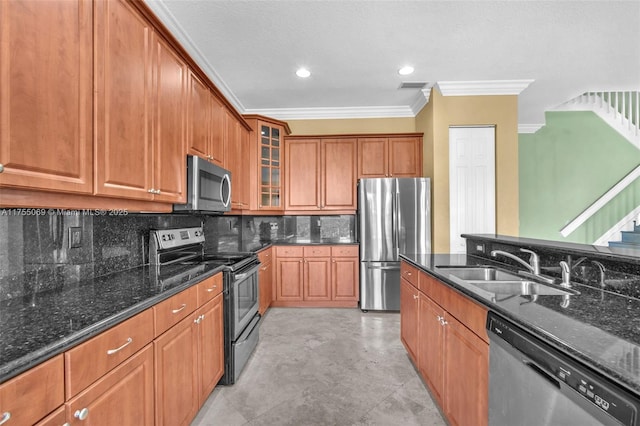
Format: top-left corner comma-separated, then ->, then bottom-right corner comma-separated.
436,265 -> 579,297
465,280 -> 574,296
436,266 -> 522,281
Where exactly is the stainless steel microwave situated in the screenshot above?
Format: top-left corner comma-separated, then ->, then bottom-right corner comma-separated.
173,155 -> 231,213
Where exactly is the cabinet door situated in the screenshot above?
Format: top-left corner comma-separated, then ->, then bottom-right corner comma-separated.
94,0 -> 153,199
152,33 -> 186,203
285,139 -> 321,210
226,111 -> 243,209
0,355 -> 64,426
304,257 -> 331,301
66,345 -> 154,426
388,136 -> 421,177
154,314 -> 199,426
331,257 -> 359,301
258,258 -> 272,315
186,71 -> 211,160
418,294 -> 445,407
257,122 -> 283,210
209,94 -> 225,167
444,315 -> 489,426
197,294 -> 224,405
276,257 -> 303,300
400,278 -> 419,363
322,138 -> 357,210
358,138 -> 388,178
0,0 -> 93,194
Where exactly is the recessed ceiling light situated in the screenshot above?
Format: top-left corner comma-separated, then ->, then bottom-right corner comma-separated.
296,68 -> 311,78
398,66 -> 414,76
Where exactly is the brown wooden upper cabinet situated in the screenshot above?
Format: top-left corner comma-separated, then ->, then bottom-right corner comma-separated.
358,135 -> 423,178
187,77 -> 225,169
244,115 -> 291,212
226,111 -> 250,210
94,0 -> 186,202
284,137 -> 357,212
0,0 -> 93,194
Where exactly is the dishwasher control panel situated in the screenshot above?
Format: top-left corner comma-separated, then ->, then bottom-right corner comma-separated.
488,313 -> 638,426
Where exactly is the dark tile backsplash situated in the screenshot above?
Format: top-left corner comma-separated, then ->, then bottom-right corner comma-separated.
0,210 -> 355,302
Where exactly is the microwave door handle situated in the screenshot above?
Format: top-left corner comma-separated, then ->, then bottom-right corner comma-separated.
221,173 -> 231,207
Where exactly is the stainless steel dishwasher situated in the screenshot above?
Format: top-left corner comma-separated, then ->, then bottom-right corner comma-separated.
487,311 -> 640,426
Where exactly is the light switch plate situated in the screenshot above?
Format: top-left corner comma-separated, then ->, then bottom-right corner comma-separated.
69,227 -> 83,248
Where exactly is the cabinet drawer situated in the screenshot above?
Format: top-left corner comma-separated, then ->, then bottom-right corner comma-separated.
197,273 -> 223,306
401,262 -> 418,288
331,245 -> 358,257
303,246 -> 331,257
257,247 -> 272,264
276,246 -> 303,257
0,354 -> 64,426
65,308 -> 154,399
154,285 -> 198,337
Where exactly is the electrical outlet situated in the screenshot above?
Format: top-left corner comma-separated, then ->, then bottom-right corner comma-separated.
69,227 -> 83,248
476,243 -> 485,254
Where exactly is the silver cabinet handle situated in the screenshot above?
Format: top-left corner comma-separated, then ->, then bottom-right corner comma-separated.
412,294 -> 418,300
147,188 -> 155,193
74,408 -> 89,420
206,285 -> 217,292
0,164 -> 4,173
0,412 -> 10,425
172,304 -> 187,314
106,337 -> 133,355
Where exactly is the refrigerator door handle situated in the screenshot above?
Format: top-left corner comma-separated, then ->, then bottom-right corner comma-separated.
394,191 -> 400,257
367,265 -> 400,271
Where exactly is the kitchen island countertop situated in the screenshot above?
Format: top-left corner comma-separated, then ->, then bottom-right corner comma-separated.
401,252 -> 640,397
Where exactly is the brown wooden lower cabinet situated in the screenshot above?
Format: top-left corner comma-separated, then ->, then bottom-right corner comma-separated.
258,247 -> 274,315
0,355 -> 64,426
400,261 -> 489,426
154,287 -> 224,426
66,345 -> 155,426
273,245 -> 359,307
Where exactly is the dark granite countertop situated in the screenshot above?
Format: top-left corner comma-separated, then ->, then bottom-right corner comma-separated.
0,262 -> 225,384
401,252 -> 640,397
274,236 -> 358,245
464,233 -> 640,264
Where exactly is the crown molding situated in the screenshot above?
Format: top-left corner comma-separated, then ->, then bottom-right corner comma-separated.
518,124 -> 544,134
243,106 -> 417,120
436,80 -> 534,96
142,0 -> 246,112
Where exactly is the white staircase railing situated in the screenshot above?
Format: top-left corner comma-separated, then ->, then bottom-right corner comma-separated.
552,91 -> 640,149
560,165 -> 640,238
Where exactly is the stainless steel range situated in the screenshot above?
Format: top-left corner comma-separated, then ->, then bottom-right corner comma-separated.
150,227 -> 261,385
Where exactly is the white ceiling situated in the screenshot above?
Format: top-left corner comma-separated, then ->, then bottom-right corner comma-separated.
145,0 -> 640,129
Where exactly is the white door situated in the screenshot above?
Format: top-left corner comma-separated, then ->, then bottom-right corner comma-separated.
449,126 -> 496,254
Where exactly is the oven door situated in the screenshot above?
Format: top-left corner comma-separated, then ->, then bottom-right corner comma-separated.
230,263 -> 260,341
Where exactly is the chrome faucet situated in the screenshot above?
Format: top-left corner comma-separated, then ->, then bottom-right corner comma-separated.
490,248 -> 540,274
491,248 -> 555,285
559,261 -> 571,288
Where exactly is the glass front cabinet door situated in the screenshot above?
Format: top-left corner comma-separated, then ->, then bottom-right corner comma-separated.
260,124 -> 281,209
244,115 -> 290,212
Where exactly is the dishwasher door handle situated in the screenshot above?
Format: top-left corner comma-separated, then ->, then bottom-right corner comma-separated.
523,359 -> 560,389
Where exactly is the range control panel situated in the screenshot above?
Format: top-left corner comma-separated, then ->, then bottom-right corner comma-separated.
153,227 -> 205,250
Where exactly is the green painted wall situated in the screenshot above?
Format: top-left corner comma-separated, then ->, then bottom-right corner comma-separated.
519,111 -> 640,243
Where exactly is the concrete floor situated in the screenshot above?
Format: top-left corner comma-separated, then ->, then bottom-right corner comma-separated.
192,308 -> 446,426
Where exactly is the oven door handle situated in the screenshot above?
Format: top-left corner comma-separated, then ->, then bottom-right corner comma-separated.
236,315 -> 260,344
233,264 -> 261,281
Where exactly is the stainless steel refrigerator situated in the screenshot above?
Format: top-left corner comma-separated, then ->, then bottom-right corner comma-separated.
358,178 -> 431,311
